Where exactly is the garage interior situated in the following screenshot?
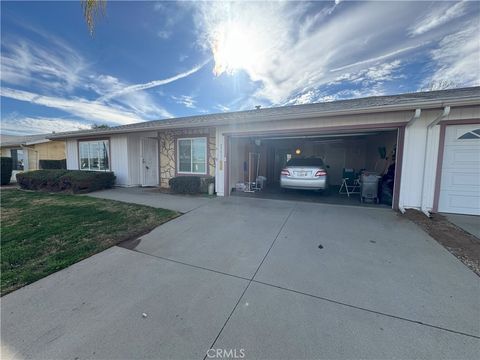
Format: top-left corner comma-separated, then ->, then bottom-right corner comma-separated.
228,129 -> 399,207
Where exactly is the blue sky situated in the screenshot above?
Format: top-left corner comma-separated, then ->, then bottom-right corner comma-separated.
1,1 -> 479,135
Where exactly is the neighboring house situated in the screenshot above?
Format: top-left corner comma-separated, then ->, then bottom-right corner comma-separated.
0,134 -> 66,181
49,87 -> 480,216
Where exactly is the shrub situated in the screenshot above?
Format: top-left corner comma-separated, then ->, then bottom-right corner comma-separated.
39,159 -> 67,169
1,157 -> 13,185
169,176 -> 201,194
16,170 -> 115,193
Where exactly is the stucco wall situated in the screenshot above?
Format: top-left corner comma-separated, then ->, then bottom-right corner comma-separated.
159,127 -> 216,187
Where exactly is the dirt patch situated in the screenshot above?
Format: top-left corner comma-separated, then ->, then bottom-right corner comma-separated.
403,210 -> 479,276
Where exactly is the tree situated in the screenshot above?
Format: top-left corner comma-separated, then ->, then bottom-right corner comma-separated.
91,123 -> 110,129
81,0 -> 106,35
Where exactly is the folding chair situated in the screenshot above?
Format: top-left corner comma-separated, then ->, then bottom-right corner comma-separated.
339,168 -> 360,197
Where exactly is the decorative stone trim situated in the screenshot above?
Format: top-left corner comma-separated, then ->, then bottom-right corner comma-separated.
159,127 -> 216,187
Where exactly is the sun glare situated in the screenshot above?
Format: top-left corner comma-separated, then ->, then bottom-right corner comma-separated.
211,21 -> 258,76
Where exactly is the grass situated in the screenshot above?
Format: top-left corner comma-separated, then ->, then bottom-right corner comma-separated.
0,189 -> 178,296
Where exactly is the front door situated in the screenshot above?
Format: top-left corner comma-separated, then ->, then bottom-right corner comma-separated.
141,137 -> 158,187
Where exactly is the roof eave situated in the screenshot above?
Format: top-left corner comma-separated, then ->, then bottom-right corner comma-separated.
48,96 -> 480,140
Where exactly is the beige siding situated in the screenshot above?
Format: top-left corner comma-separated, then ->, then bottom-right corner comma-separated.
27,141 -> 66,170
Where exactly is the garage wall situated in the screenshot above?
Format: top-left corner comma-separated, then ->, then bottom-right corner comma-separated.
365,132 -> 397,174
400,105 -> 480,213
216,111 -> 411,196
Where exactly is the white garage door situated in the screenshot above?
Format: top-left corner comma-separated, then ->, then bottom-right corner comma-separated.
438,124 -> 480,215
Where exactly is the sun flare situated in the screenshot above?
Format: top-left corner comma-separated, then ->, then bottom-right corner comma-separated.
211,21 -> 259,76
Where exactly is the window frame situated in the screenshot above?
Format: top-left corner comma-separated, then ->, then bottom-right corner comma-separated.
176,136 -> 208,175
78,138 -> 111,171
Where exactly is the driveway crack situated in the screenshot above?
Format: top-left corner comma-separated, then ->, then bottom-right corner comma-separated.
203,203 -> 297,359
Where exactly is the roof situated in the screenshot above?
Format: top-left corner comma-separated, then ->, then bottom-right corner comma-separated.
48,86 -> 480,139
0,133 -> 54,147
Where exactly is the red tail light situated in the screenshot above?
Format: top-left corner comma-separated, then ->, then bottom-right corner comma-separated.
315,170 -> 327,177
281,169 -> 290,176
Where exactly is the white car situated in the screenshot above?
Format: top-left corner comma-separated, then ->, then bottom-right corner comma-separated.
280,158 -> 328,191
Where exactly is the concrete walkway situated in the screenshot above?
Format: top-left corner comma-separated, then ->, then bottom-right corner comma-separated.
88,187 -> 213,213
2,197 -> 479,359
444,213 -> 480,239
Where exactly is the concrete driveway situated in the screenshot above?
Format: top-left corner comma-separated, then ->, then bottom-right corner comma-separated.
2,197 -> 479,359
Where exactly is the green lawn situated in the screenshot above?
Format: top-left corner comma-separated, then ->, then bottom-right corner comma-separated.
0,189 -> 178,296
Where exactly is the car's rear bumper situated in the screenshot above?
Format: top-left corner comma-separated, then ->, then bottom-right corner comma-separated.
280,177 -> 327,190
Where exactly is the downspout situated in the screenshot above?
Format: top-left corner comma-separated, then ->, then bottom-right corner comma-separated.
420,106 -> 450,217
398,108 -> 422,214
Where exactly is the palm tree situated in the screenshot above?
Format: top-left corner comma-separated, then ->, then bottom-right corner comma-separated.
81,0 -> 106,35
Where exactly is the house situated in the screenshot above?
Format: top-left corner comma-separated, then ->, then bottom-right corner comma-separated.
49,87 -> 480,216
0,134 -> 66,180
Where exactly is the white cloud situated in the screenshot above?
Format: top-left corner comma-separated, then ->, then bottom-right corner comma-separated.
193,1 -> 479,106
214,104 -> 230,112
171,95 -> 196,109
97,60 -> 210,102
157,30 -> 172,39
423,21 -> 480,87
88,74 -> 173,119
1,113 -> 91,135
330,46 -> 421,73
0,25 -> 175,128
409,1 -> 467,36
1,34 -> 86,93
192,2 -> 435,105
1,87 -> 142,125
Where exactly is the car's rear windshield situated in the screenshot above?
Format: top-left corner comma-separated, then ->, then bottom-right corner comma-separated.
286,158 -> 324,167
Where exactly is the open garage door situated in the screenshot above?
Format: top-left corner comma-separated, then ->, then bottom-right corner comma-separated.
438,124 -> 480,215
227,128 -> 402,209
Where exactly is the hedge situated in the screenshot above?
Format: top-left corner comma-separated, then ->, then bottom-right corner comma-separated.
1,157 -> 13,185
16,170 -> 115,193
39,159 -> 67,169
169,176 -> 201,194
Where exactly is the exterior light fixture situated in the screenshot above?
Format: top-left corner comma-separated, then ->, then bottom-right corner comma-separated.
295,148 -> 301,155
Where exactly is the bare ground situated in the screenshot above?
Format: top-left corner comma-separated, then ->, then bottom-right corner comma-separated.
402,210 -> 480,276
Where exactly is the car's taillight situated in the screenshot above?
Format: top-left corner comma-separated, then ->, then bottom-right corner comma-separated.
281,169 -> 290,176
315,170 -> 327,177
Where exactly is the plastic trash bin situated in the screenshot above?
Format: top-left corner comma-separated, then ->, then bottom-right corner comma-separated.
360,172 -> 380,203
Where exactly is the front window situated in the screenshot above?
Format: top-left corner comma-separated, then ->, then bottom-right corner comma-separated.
177,137 -> 207,174
79,140 -> 110,171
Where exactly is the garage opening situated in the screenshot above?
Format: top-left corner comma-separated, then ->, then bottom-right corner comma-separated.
227,129 -> 401,208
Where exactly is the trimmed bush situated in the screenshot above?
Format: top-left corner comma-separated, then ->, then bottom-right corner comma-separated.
39,159 -> 67,169
169,176 -> 201,194
16,170 -> 115,193
1,157 -> 13,185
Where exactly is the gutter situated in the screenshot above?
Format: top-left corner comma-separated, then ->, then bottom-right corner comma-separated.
420,106 -> 451,217
406,108 -> 422,127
